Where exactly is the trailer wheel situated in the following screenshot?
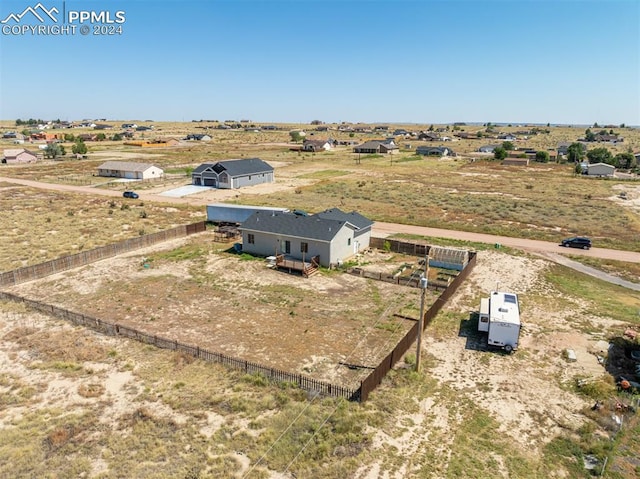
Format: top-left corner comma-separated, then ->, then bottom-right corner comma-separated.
504,344 -> 513,354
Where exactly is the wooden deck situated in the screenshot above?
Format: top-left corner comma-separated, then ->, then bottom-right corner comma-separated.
275,254 -> 320,277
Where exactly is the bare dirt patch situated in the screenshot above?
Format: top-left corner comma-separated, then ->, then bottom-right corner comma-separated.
9,232 -> 427,388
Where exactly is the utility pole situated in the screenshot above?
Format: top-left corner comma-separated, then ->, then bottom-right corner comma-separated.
415,250 -> 429,371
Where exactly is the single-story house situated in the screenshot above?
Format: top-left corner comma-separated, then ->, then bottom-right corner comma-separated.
557,141 -> 588,157
587,162 -> 615,177
2,148 -> 38,164
191,158 -> 274,189
478,144 -> 500,153
498,134 -> 517,141
302,139 -> 332,152
94,124 -> 114,130
418,132 -> 441,141
416,146 -> 455,157
96,161 -> 164,179
353,140 -> 398,154
240,207 -> 373,267
78,133 -> 98,142
594,134 -> 623,143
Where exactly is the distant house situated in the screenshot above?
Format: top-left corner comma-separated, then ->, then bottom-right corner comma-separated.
240,208 -> 373,268
594,134 -> 623,144
121,123 -> 138,129
478,144 -> 500,153
93,124 -> 114,130
184,134 -> 211,141
586,162 -> 615,177
303,139 -> 332,152
191,158 -> 274,189
418,132 -> 441,141
498,134 -> 517,141
77,133 -> 98,142
393,129 -> 410,136
96,161 -> 164,179
455,132 -> 478,139
2,148 -> 38,164
353,139 -> 398,154
416,146 -> 455,157
557,141 -> 589,157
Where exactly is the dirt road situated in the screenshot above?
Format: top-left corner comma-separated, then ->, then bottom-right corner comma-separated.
2,176 -> 639,265
372,221 -> 640,264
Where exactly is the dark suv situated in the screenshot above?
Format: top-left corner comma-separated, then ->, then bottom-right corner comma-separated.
561,237 -> 591,250
123,191 -> 139,199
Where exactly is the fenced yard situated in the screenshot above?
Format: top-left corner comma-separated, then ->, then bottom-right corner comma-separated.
2,229 -> 474,400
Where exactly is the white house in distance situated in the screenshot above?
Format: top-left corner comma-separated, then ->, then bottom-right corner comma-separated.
586,162 -> 615,177
2,148 -> 38,164
96,161 -> 164,180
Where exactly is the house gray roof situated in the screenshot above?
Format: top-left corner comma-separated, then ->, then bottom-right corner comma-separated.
97,161 -> 158,172
193,158 -> 273,177
355,140 -> 394,150
314,208 -> 373,230
354,141 -> 381,150
241,211 -> 352,242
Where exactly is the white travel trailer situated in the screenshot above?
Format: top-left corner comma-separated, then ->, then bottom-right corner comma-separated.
478,291 -> 521,353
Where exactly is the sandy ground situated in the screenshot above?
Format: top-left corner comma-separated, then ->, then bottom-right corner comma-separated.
1,243 -> 625,478
355,250 -> 624,478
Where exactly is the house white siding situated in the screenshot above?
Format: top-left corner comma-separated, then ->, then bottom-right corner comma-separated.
587,163 -> 615,177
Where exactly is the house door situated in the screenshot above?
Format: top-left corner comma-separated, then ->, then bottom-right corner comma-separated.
284,240 -> 291,254
194,177 -> 201,186
354,240 -> 359,254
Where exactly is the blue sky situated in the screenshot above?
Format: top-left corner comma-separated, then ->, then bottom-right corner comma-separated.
0,0 -> 638,125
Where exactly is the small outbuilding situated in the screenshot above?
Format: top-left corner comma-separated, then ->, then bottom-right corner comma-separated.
2,148 -> 38,164
586,162 -> 615,177
96,161 -> 164,179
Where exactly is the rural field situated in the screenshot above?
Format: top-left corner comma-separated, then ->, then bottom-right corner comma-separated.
1,122 -> 640,478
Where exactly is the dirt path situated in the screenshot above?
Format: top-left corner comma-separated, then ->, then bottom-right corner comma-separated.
2,176 -> 639,265
372,221 -> 640,264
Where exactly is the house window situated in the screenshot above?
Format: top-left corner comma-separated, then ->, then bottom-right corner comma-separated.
248,175 -> 252,180
300,242 -> 308,253
284,240 -> 291,254
348,238 -> 351,246
248,234 -> 255,244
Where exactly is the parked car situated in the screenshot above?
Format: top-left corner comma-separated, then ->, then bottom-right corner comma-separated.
561,237 -> 592,250
123,191 -> 139,199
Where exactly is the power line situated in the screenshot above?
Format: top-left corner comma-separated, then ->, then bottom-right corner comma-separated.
280,265 -> 428,475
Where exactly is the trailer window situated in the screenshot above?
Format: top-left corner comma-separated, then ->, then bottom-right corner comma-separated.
480,317 -> 488,323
